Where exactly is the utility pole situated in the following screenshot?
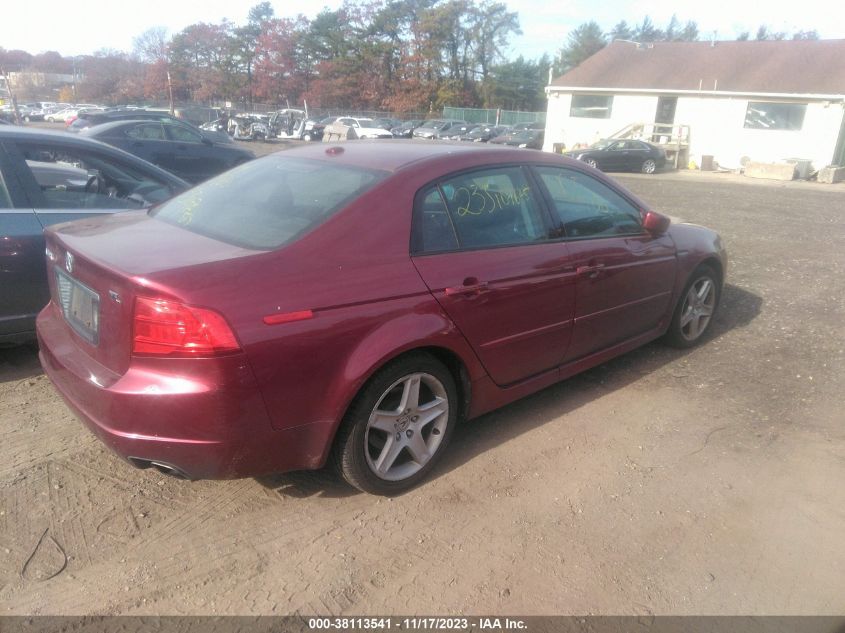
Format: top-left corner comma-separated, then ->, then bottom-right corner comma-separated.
166,70 -> 174,115
1,68 -> 23,125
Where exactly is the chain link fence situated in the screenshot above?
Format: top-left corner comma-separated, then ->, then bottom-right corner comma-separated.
442,106 -> 545,125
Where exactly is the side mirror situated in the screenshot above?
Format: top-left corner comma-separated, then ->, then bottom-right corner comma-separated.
643,210 -> 671,234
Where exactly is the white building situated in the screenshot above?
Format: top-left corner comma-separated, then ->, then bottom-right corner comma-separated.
543,39 -> 845,170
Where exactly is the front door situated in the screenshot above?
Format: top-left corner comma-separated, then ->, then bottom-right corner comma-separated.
531,165 -> 676,362
655,97 -> 677,124
654,97 -> 677,143
410,166 -> 575,386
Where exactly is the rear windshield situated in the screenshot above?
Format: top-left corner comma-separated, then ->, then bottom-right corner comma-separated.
151,156 -> 387,250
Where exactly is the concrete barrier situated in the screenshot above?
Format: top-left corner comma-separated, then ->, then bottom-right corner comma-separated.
744,161 -> 796,181
818,166 -> 845,184
322,123 -> 358,142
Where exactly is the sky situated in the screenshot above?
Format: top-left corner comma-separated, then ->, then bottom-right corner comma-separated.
2,0 -> 844,61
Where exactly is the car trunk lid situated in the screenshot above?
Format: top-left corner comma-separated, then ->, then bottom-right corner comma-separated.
44,210 -> 260,375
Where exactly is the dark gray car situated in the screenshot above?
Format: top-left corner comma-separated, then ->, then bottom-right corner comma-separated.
81,120 -> 254,183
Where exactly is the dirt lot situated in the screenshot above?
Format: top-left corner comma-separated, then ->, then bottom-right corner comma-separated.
1,163 -> 844,616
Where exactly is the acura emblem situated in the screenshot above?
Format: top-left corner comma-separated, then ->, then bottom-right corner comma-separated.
65,251 -> 74,273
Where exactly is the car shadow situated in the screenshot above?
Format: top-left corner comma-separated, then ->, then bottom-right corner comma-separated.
432,282 -> 762,484
261,282 -> 762,497
0,341 -> 42,383
4,285 -> 761,498
255,469 -> 360,499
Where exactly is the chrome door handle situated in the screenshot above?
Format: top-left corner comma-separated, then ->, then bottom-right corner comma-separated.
444,281 -> 489,296
576,263 -> 605,279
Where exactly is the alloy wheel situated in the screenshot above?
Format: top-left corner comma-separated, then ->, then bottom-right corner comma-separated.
679,276 -> 716,341
364,372 -> 449,481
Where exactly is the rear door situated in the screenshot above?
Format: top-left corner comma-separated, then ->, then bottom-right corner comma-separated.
0,143 -> 46,339
164,122 -> 224,182
411,165 -> 576,386
532,165 -> 676,362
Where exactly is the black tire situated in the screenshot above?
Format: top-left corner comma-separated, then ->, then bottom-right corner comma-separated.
664,265 -> 721,348
332,352 -> 458,495
584,158 -> 598,169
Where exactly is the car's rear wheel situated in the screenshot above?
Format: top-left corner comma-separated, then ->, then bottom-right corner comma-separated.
333,353 -> 457,495
665,265 -> 720,348
641,158 -> 657,174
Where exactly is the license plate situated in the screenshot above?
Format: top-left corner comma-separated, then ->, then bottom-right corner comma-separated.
55,268 -> 100,345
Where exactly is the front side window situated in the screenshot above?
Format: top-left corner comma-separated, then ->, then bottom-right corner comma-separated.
534,166 -> 642,238
437,167 -> 548,249
152,156 -> 386,250
570,95 -> 613,119
744,102 -> 806,130
15,142 -> 178,210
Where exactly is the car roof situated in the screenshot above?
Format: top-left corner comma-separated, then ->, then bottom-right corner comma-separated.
270,139 -> 551,173
81,119 -> 181,135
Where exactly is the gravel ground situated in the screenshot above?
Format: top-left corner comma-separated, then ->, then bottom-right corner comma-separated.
0,154 -> 843,615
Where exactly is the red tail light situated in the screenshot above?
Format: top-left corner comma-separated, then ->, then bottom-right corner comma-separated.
132,297 -> 241,357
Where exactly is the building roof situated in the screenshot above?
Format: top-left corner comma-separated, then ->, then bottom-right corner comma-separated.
550,39 -> 845,96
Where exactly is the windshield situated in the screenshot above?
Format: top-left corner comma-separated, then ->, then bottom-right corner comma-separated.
590,140 -> 612,150
152,156 -> 387,250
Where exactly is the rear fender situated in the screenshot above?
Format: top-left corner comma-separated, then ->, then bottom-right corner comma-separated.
316,306 -> 486,467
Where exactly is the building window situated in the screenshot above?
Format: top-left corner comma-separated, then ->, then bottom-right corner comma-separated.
570,95 -> 613,119
744,102 -> 806,131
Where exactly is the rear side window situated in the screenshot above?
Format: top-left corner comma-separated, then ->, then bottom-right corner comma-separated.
438,167 -> 548,249
152,156 -> 387,250
126,124 -> 165,140
411,187 -> 459,254
534,166 -> 643,238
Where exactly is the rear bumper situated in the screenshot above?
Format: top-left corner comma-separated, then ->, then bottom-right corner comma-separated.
37,303 -> 334,479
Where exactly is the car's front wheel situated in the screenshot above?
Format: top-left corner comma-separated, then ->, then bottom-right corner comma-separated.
333,353 -> 457,495
584,157 -> 598,169
665,265 -> 721,348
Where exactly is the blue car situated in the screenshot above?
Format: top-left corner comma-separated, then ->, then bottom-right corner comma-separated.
0,127 -> 189,343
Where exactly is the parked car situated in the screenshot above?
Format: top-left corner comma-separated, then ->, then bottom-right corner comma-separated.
390,119 -> 424,138
436,122 -> 479,140
372,117 -> 401,131
412,119 -> 465,139
511,121 -> 545,132
36,141 -> 726,494
71,110 -> 234,145
566,139 -> 667,174
0,127 -> 188,344
45,108 -> 77,123
332,117 -> 394,139
461,125 -> 510,143
80,119 -> 255,183
490,128 -> 545,149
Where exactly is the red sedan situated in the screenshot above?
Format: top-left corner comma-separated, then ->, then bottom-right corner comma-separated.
37,142 -> 726,494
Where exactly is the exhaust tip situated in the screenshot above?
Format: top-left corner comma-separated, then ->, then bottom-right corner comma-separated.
128,457 -> 190,480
